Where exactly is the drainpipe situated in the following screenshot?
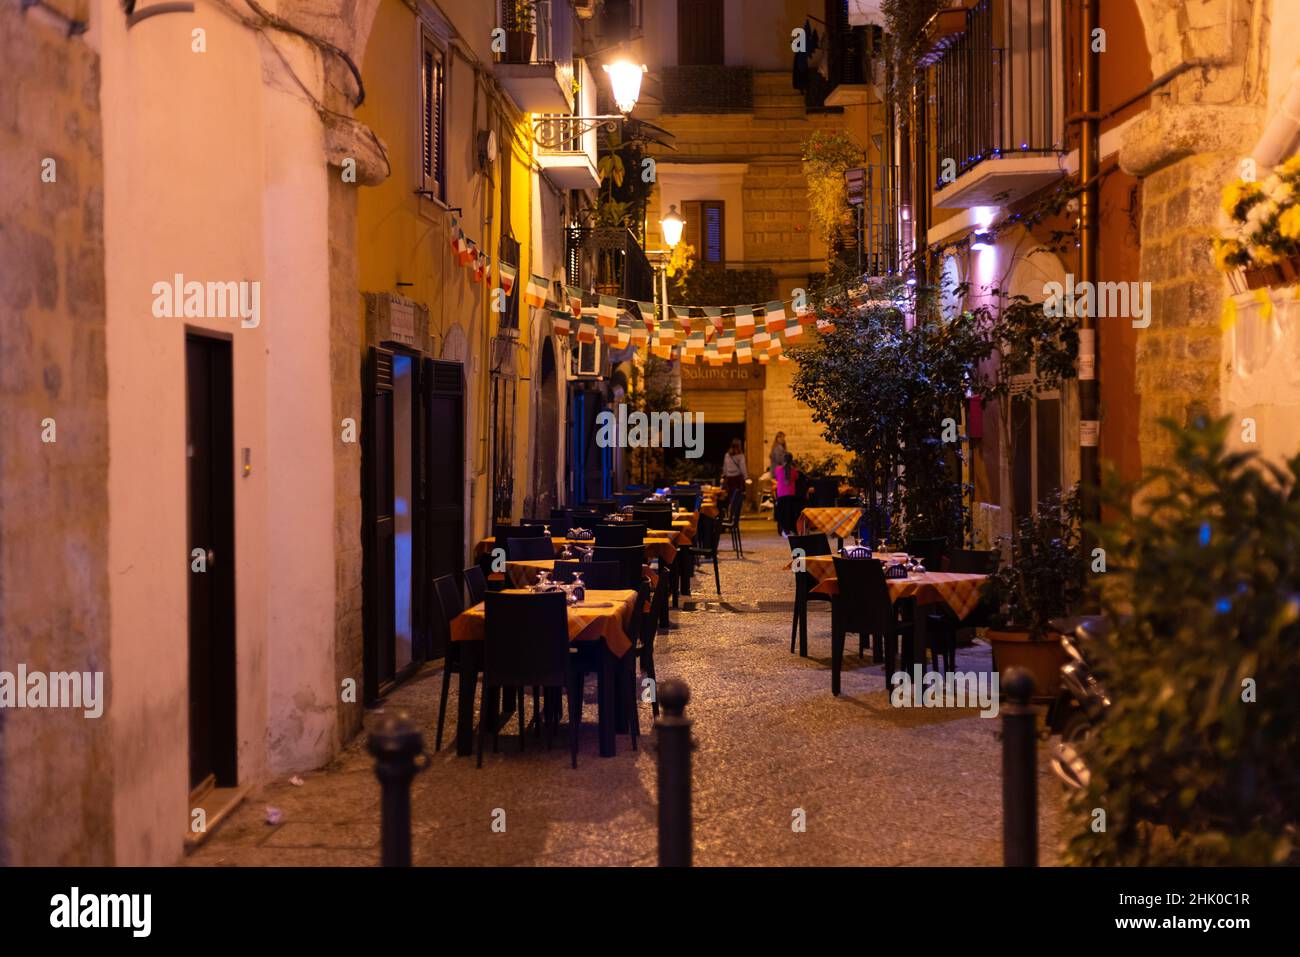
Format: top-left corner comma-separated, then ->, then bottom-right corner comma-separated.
1078,0 -> 1101,587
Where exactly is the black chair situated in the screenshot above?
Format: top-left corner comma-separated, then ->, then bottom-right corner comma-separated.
463,565 -> 487,606
687,515 -> 724,595
720,489 -> 744,559
432,574 -> 466,752
926,549 -> 1000,670
830,557 -> 916,696
569,508 -> 603,528
907,536 -> 947,569
671,491 -> 701,511
614,492 -> 641,508
632,506 -> 675,531
551,560 -> 622,590
587,499 -> 618,515
595,523 -> 647,547
811,477 -> 839,507
788,532 -> 833,656
478,591 -> 580,768
494,523 -> 546,540
592,545 -> 646,589
507,536 -> 555,561
545,517 -> 571,539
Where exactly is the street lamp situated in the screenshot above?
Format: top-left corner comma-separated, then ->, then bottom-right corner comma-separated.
660,205 -> 684,249
533,57 -> 648,149
603,60 -> 647,115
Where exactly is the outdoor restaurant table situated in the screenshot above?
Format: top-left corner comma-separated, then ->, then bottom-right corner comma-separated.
797,506 -> 863,541
505,559 -> 658,593
448,588 -> 639,758
811,569 -> 989,673
474,535 -> 679,565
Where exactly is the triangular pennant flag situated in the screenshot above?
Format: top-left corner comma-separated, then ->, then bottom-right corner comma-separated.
603,310 -> 623,343
670,306 -> 691,332
551,309 -> 573,336
525,274 -> 549,309
471,249 -> 488,283
499,262 -> 518,296
734,305 -> 755,336
718,326 -> 736,354
753,328 -> 771,349
635,300 -> 656,327
764,301 -> 787,332
630,322 -> 649,346
784,319 -> 803,340
597,295 -> 618,327
566,285 -> 584,317
768,331 -> 784,355
577,316 -> 597,342
735,338 -> 752,362
651,343 -> 674,359
458,236 -> 474,267
449,217 -> 462,254
703,307 -> 723,336
685,329 -> 706,354
659,317 -> 678,343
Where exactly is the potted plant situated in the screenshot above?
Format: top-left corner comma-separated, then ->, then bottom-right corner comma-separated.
504,0 -> 536,64
982,486 -> 1085,698
1212,153 -> 1300,291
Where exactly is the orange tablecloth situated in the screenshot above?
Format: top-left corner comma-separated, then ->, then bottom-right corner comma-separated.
786,553 -> 911,581
505,559 -> 658,590
449,589 -> 639,657
476,534 -> 680,562
812,571 -> 987,619
797,507 -> 863,540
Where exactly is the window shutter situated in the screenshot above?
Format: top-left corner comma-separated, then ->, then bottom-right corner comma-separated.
703,201 -> 724,264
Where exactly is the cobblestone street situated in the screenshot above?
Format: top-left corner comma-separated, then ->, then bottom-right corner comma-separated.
188,519 -> 1064,867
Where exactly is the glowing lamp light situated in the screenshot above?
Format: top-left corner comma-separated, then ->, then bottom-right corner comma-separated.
970,230 -> 994,251
660,204 -> 684,249
604,60 -> 647,114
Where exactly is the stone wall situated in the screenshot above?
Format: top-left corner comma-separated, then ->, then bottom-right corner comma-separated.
0,6 -> 113,865
761,356 -> 843,473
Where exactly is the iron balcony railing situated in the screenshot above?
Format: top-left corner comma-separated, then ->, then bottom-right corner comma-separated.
565,227 -> 655,303
926,0 -> 1062,191
841,164 -> 902,278
499,0 -> 575,96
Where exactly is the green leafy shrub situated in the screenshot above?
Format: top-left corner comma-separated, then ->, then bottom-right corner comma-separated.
982,486 -> 1084,638
1065,416 -> 1300,865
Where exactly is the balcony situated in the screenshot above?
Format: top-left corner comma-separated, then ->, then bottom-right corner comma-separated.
494,0 -> 575,114
838,165 -> 903,278
924,0 -> 1065,209
536,58 -> 600,191
565,227 -> 655,302
821,24 -> 884,109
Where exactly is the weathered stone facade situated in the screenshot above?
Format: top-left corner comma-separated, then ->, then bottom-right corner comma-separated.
0,6 -> 113,866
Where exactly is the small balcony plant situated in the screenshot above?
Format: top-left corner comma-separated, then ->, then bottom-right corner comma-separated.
1212,154 -> 1300,291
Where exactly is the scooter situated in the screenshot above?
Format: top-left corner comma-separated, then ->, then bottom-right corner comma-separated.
1045,616 -> 1112,789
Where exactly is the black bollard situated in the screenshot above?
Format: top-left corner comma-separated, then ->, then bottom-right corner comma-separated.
368,712 -> 426,867
1000,667 -> 1038,866
655,678 -> 694,867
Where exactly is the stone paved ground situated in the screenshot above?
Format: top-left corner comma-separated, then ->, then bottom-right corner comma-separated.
188,519 -> 1064,866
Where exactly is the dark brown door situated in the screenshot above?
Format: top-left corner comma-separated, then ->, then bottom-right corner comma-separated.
186,334 -> 237,790
421,358 -> 465,660
362,346 -> 396,703
677,0 -> 724,65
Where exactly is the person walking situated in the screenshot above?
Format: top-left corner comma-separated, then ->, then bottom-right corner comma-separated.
722,438 -> 748,505
774,453 -> 801,536
769,431 -> 788,477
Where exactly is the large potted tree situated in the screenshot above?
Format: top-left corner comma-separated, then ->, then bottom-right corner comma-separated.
982,486 -> 1084,698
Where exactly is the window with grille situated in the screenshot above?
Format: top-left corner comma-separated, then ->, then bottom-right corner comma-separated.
421,35 -> 446,200
683,200 -> 725,265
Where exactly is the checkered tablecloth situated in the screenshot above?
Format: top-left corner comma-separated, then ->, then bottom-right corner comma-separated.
812,571 -> 987,620
797,507 -> 863,540
450,589 -> 639,657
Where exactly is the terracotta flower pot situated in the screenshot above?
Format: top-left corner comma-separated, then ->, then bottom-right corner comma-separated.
987,628 -> 1069,699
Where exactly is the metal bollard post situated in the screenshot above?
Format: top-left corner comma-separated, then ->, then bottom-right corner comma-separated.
655,678 -> 694,867
368,712 -> 426,867
1001,667 -> 1038,866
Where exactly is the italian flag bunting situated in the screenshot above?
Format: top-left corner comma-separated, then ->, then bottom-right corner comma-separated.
576,316 -> 597,343
524,274 -> 549,309
735,338 -> 753,363
734,304 -> 755,336
566,285 -> 585,317
499,262 -> 517,296
472,249 -> 488,283
768,331 -> 784,355
551,309 -> 573,336
597,295 -> 618,328
753,328 -> 771,350
449,217 -> 461,254
635,300 -> 656,328
784,317 -> 803,340
703,307 -> 723,336
764,300 -> 787,332
718,326 -> 736,355
458,236 -> 474,267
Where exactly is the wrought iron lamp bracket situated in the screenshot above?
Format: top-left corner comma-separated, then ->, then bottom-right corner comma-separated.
531,115 -> 623,150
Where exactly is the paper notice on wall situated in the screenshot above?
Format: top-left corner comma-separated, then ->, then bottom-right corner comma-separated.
1080,419 -> 1100,447
389,299 -> 416,345
1077,328 -> 1096,380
